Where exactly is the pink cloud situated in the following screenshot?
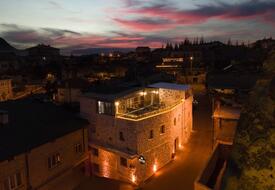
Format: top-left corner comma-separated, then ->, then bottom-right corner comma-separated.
115,0 -> 275,30
113,18 -> 175,32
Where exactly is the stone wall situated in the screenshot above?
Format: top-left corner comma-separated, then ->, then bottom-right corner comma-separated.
0,154 -> 27,190
213,118 -> 238,145
27,128 -> 88,190
0,128 -> 88,190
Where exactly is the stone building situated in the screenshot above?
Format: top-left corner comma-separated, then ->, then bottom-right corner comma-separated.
54,78 -> 90,104
0,98 -> 88,190
0,78 -> 13,102
80,82 -> 193,185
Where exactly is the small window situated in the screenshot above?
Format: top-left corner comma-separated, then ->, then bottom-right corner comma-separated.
174,118 -> 176,126
120,157 -> 127,167
119,132 -> 125,141
92,163 -> 100,173
149,130 -> 154,139
15,173 -> 22,186
97,101 -> 114,115
75,143 -> 83,153
48,153 -> 61,169
92,148 -> 99,157
160,125 -> 165,134
4,172 -> 22,190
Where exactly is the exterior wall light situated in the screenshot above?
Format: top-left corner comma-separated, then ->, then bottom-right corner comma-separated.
153,164 -> 157,173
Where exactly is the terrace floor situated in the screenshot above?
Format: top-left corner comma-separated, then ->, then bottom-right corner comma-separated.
75,92 -> 213,190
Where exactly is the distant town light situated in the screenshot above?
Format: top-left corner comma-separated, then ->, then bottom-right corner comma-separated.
190,56 -> 194,60
153,164 -> 157,173
109,53 -> 113,57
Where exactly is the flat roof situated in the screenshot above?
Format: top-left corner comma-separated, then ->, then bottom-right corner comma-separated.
149,82 -> 190,91
0,98 -> 88,162
83,87 -> 143,101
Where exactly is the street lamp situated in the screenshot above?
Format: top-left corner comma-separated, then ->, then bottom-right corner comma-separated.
190,56 -> 194,73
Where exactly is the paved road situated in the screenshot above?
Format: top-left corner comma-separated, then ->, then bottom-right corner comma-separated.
76,93 -> 213,190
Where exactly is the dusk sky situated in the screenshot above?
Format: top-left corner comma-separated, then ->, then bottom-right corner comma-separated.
0,0 -> 275,50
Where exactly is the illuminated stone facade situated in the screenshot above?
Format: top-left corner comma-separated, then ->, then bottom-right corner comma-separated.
0,79 -> 12,102
80,83 -> 193,184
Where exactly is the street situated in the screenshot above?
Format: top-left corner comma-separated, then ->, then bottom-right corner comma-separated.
75,92 -> 213,190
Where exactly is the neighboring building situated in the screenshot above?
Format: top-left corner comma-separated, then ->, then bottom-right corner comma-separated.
136,47 -> 151,61
136,47 -> 151,57
0,78 -> 13,102
80,82 -> 193,185
54,78 -> 90,104
177,68 -> 206,90
195,143 -> 232,190
207,73 -> 258,95
156,57 -> 184,72
212,102 -> 241,145
0,98 -> 88,190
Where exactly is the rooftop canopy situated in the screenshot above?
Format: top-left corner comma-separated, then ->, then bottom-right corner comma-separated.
149,82 -> 190,91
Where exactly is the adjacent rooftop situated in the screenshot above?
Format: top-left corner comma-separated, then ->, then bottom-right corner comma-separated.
0,98 -> 88,162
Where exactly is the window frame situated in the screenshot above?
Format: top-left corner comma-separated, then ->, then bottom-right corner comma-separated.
149,130 -> 154,139
92,147 -> 99,157
160,125 -> 165,134
120,157 -> 127,167
74,143 -> 83,154
48,153 -> 61,169
119,131 -> 125,141
3,172 -> 22,190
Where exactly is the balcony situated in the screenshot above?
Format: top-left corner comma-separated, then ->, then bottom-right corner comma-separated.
115,88 -> 187,121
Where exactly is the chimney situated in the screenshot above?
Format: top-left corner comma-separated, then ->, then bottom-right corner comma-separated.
0,110 -> 9,126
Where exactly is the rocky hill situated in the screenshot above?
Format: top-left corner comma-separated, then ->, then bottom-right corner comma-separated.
0,37 -> 17,52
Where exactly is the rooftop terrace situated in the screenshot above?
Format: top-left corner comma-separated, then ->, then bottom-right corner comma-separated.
114,83 -> 192,120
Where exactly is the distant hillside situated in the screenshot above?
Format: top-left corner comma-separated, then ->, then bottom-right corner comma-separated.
65,47 -> 135,56
0,37 -> 17,52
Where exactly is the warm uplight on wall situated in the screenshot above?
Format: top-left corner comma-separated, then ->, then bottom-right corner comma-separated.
131,174 -> 136,183
179,143 -> 183,149
153,164 -> 157,173
152,90 -> 159,94
115,102 -> 119,106
139,92 -> 147,96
